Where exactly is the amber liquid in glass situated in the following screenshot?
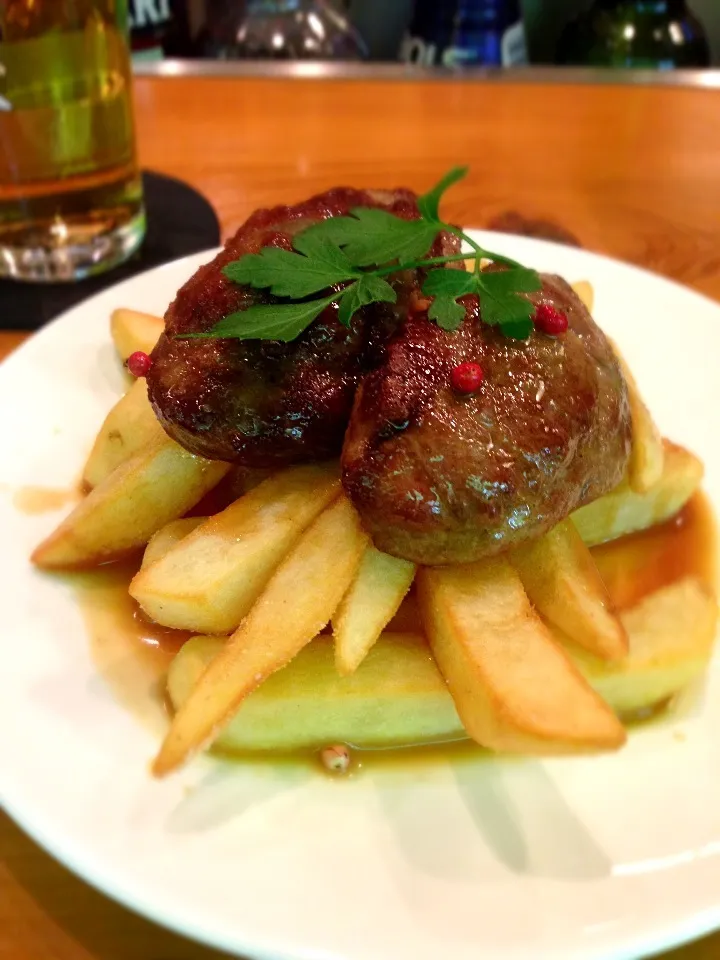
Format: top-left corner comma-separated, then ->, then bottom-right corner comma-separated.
0,1 -> 145,281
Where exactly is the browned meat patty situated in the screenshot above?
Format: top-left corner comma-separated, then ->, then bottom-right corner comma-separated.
341,275 -> 632,564
147,188 -> 459,467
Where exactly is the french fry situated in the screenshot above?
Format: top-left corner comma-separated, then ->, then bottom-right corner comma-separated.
32,435 -> 229,569
571,280 -> 594,313
130,465 -> 341,634
153,496 -> 369,775
417,559 -> 626,754
465,257 -> 491,273
168,633 -> 465,752
141,516 -> 207,571
572,440 -> 703,547
612,342 -> 664,494
333,546 -> 416,675
560,578 -> 718,715
110,308 -> 164,363
167,579 -> 718,753
82,378 -> 166,489
510,518 -> 628,661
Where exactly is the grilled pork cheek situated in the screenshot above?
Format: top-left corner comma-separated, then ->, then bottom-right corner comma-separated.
147,188 -> 459,467
341,275 -> 632,565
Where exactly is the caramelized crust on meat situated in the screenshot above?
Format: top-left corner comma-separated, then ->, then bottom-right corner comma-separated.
149,186 -> 631,564
341,276 -> 632,564
147,188 -> 459,467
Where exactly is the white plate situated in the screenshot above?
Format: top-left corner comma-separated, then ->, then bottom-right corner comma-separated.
1,233 -> 719,960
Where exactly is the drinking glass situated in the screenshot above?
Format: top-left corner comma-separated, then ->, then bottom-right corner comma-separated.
0,0 -> 145,282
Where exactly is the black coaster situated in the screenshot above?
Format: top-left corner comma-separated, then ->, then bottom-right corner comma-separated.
0,171 -> 221,331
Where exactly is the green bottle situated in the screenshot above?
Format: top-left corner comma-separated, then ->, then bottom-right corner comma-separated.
557,1 -> 710,68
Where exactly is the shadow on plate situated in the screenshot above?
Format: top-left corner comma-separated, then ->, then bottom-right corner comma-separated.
375,755 -> 611,883
455,760 -> 612,881
165,758 -> 312,835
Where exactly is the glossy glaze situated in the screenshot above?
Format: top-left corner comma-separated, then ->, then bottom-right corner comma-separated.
343,274 -> 631,563
148,187 -> 458,466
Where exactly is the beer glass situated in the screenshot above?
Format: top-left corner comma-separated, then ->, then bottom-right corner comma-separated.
0,0 -> 145,282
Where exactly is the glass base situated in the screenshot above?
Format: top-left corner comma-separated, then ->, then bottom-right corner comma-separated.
0,206 -> 146,283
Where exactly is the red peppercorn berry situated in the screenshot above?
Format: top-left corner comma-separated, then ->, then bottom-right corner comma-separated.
127,351 -> 152,378
534,303 -> 568,336
451,361 -> 484,395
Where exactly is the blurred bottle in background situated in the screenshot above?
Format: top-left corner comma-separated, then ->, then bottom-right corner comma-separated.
557,1 -> 710,67
400,0 -> 528,67
345,0 -> 412,61
128,0 -> 195,60
0,0 -> 145,281
199,0 -> 366,59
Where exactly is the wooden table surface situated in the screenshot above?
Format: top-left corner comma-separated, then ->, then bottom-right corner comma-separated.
2,74 -> 720,960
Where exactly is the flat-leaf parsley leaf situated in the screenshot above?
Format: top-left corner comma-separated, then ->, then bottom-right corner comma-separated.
190,168 -> 542,343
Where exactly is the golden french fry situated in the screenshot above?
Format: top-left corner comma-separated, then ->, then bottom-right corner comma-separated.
32,435 -> 229,569
571,280 -> 594,313
572,440 -> 703,547
168,579 -> 717,754
130,465 -> 340,634
510,518 -> 628,661
612,342 -> 664,493
560,578 -> 718,716
417,559 -> 626,754
153,496 -> 369,775
168,632 -> 465,752
82,378 -> 166,489
141,516 -> 207,571
333,546 -> 416,675
465,257 -> 491,273
110,308 -> 164,363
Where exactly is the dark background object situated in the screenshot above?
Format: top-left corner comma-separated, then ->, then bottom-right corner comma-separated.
523,0 -> 718,64
197,0 -> 366,60
399,0 -> 528,67
556,0 -> 710,67
129,0 -> 196,59
345,0 -> 413,60
0,172 -> 220,331
184,0 -> 720,63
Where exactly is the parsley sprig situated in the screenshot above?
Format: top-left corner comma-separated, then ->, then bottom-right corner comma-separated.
187,167 -> 541,344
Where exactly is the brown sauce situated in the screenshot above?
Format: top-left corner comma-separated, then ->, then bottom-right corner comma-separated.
13,484 -> 80,515
593,492 -> 717,610
68,492 -> 717,769
69,561 -> 189,734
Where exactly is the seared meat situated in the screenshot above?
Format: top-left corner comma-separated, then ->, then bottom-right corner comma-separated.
147,188 -> 459,467
341,275 -> 631,564
149,185 -> 631,565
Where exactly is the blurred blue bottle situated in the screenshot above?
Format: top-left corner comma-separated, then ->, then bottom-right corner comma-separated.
400,0 -> 528,67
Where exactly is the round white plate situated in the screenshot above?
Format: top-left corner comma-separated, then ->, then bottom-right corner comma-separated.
1,233 -> 719,960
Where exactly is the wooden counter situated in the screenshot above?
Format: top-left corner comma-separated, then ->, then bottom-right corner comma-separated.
131,74 -> 720,302
1,73 -> 719,960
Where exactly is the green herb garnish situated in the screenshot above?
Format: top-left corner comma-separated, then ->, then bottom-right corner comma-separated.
185,167 -> 541,343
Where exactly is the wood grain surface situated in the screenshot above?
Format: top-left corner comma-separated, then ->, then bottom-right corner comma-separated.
131,76 -> 720,302
1,74 -> 719,960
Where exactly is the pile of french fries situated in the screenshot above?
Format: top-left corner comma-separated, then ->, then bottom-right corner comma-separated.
32,286 -> 718,776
